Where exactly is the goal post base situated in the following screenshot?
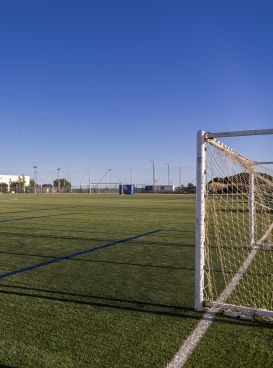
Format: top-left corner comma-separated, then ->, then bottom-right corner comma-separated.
204,301 -> 273,319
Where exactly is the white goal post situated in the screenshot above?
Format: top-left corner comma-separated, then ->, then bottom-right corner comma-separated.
195,129 -> 273,319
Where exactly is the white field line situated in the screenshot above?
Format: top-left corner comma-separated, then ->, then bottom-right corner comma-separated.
167,225 -> 273,368
166,310 -> 216,368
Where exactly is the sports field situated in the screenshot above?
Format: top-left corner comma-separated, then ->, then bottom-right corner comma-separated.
0,194 -> 271,368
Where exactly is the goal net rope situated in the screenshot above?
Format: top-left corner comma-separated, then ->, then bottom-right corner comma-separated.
204,137 -> 273,319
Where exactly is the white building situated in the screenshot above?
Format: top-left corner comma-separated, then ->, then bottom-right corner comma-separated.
0,175 -> 30,191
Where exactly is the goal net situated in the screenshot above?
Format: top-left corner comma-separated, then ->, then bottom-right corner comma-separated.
195,130 -> 273,320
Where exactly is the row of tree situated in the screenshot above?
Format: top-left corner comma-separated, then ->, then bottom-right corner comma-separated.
0,176 -> 72,193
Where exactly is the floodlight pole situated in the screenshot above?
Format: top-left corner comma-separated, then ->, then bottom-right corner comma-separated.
89,168 -> 91,194
195,130 -> 206,312
33,166 -> 37,194
69,170 -> 72,193
179,166 -> 182,193
109,169 -> 112,194
166,163 -> 170,185
151,160 -> 156,194
57,168 -> 61,192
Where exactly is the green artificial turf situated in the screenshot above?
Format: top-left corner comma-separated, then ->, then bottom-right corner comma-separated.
0,194 -> 271,367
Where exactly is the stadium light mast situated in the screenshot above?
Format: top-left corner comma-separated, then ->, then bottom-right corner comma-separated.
151,160 -> 156,194
57,168 -> 61,192
89,168 -> 91,195
179,166 -> 182,193
33,166 -> 38,194
166,163 -> 170,185
109,168 -> 112,194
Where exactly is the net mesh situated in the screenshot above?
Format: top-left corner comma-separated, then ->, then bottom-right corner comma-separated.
204,138 -> 273,318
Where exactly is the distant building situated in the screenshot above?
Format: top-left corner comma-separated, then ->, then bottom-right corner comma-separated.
0,175 -> 30,192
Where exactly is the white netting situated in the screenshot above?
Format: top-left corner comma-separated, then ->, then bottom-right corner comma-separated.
204,138 -> 273,319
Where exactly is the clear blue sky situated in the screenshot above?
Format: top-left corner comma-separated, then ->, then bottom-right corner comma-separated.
1,0 -> 273,176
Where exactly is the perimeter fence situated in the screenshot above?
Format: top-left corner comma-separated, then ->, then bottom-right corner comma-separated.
0,166 -> 196,194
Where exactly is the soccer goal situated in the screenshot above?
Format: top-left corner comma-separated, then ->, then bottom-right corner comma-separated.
195,129 -> 273,319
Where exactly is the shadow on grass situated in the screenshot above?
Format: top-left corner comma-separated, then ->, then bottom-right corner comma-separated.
0,212 -> 81,224
0,283 -> 196,320
0,231 -> 189,247
0,284 -> 272,329
0,251 -> 195,271
0,250 -> 270,276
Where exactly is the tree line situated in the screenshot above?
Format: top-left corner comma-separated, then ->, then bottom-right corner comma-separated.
0,176 -> 71,193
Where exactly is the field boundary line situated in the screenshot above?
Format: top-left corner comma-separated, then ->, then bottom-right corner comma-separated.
166,310 -> 216,368
0,229 -> 161,280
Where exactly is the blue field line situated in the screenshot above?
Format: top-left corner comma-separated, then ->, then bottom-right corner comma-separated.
0,229 -> 161,280
0,212 -> 80,223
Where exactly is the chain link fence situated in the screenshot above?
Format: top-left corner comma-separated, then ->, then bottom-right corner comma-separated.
0,166 -> 196,194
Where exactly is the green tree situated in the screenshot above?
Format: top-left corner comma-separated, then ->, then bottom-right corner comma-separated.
0,183 -> 8,193
29,179 -> 35,188
53,178 -> 71,192
17,175 -> 26,193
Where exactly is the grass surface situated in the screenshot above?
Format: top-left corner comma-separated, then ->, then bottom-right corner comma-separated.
0,194 -> 271,367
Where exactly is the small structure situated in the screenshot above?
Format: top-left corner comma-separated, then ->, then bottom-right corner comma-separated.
119,184 -> 134,195
145,185 -> 175,193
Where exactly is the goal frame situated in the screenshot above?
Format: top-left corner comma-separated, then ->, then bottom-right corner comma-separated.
195,128 -> 273,318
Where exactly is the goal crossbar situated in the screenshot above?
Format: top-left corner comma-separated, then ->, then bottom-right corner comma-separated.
254,161 -> 273,165
206,128 -> 273,139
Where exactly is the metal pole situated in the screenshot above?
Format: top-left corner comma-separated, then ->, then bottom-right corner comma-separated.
166,163 -> 170,185
109,169 -> 112,194
151,161 -> 156,194
249,169 -> 255,246
70,169 -> 72,193
179,166 -> 182,193
207,128 -> 273,139
33,166 -> 37,194
57,168 -> 61,192
195,130 -> 206,312
36,168 -> 38,193
89,168 -> 91,194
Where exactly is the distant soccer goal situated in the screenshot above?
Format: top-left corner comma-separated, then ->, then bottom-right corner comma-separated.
195,129 -> 273,320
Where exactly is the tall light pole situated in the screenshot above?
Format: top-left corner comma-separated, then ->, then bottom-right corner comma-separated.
57,168 -> 61,192
89,168 -> 91,195
33,166 -> 38,194
109,168 -> 112,194
179,166 -> 182,193
166,163 -> 170,185
151,160 -> 156,194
